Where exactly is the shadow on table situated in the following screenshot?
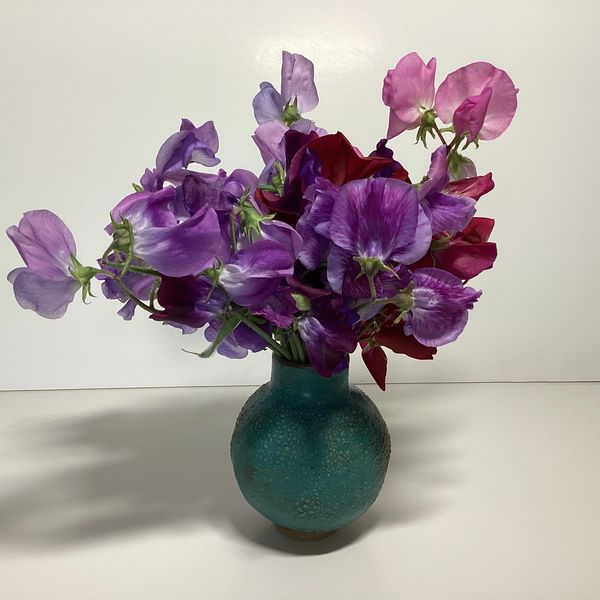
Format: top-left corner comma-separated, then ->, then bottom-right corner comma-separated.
0,385 -> 463,555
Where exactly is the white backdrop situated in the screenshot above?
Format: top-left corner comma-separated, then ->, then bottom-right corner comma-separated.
1,0 -> 599,390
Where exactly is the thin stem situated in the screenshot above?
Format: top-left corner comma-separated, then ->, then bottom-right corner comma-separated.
235,312 -> 293,361
290,330 -> 306,363
111,278 -> 155,314
102,261 -> 161,277
432,121 -> 448,146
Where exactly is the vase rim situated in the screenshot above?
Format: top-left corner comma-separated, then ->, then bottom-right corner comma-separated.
272,353 -> 350,374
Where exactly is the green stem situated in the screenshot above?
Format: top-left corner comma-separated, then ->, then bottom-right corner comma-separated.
235,313 -> 293,361
102,260 -> 161,277
110,277 -> 155,314
432,121 -> 448,146
289,330 -> 306,363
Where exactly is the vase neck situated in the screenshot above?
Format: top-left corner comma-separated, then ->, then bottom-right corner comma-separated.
269,357 -> 349,405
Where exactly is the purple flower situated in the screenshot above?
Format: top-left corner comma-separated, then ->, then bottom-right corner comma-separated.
219,240 -> 294,306
6,210 -> 82,319
253,51 -> 319,125
298,297 -> 358,377
110,187 -> 222,277
419,146 -> 476,235
258,219 -> 303,258
250,286 -> 298,328
297,177 -> 339,270
435,62 -> 518,141
382,52 -> 437,139
155,119 -> 220,176
150,275 -> 226,329
204,321 -> 269,359
327,177 -> 432,293
404,268 -> 481,346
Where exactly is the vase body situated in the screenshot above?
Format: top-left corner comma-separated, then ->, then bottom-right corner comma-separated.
230,357 -> 391,537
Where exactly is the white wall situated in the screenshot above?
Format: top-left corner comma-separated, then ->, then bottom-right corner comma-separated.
1,0 -> 599,390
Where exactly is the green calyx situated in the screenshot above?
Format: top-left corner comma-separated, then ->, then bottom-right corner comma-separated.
258,160 -> 286,196
415,108 -> 437,148
354,256 -> 398,299
282,97 -> 301,126
69,255 -> 99,303
111,217 -> 133,253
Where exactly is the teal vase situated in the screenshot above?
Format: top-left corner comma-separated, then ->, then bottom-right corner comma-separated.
230,356 -> 391,540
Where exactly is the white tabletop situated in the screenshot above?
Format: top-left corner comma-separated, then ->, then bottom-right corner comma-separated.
1,382 -> 599,599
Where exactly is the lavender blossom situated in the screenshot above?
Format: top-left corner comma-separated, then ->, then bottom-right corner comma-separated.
219,240 -> 295,306
109,187 -> 222,277
6,210 -> 83,319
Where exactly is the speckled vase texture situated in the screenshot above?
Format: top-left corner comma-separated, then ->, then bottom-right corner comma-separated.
230,357 -> 391,535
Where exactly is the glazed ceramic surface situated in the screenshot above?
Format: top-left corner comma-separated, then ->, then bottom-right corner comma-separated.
231,357 -> 391,534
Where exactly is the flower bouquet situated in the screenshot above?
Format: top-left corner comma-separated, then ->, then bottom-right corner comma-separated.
6,51 -> 517,538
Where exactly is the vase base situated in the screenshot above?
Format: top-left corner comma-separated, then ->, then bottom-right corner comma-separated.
274,524 -> 338,541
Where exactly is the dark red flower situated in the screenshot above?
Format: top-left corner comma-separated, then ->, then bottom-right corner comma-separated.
360,342 -> 388,390
375,321 -> 437,360
444,172 -> 494,201
308,132 -> 394,186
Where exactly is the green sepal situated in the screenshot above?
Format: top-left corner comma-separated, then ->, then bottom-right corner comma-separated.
132,183 -> 143,192
282,97 -> 301,126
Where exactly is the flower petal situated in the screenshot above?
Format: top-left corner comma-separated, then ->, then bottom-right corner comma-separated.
6,210 -> 76,278
134,206 -> 221,277
280,51 -> 319,113
252,81 -> 284,124
9,268 -> 80,319
435,62 -> 518,141
382,53 -> 436,131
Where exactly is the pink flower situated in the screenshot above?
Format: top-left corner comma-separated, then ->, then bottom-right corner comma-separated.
382,52 -> 437,139
435,62 -> 518,141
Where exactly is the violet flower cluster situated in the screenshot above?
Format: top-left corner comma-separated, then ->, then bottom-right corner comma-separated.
6,51 -> 518,388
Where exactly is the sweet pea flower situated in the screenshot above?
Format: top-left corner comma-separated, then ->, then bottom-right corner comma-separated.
155,119 -> 220,177
6,210 -> 84,319
204,320 -> 269,359
382,52 -> 437,139
253,51 -> 319,125
435,62 -> 518,141
404,268 -> 481,346
109,186 -> 221,277
419,146 -> 477,235
298,297 -> 358,377
148,275 -> 227,334
420,217 -> 498,280
327,177 -> 432,294
219,240 -> 295,306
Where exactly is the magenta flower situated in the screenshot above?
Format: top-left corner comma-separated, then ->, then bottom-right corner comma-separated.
435,62 -> 518,141
253,51 -> 319,125
382,52 -> 437,139
404,268 -> 481,346
327,177 -> 432,293
110,187 -> 221,277
219,240 -> 295,306
6,210 -> 82,319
